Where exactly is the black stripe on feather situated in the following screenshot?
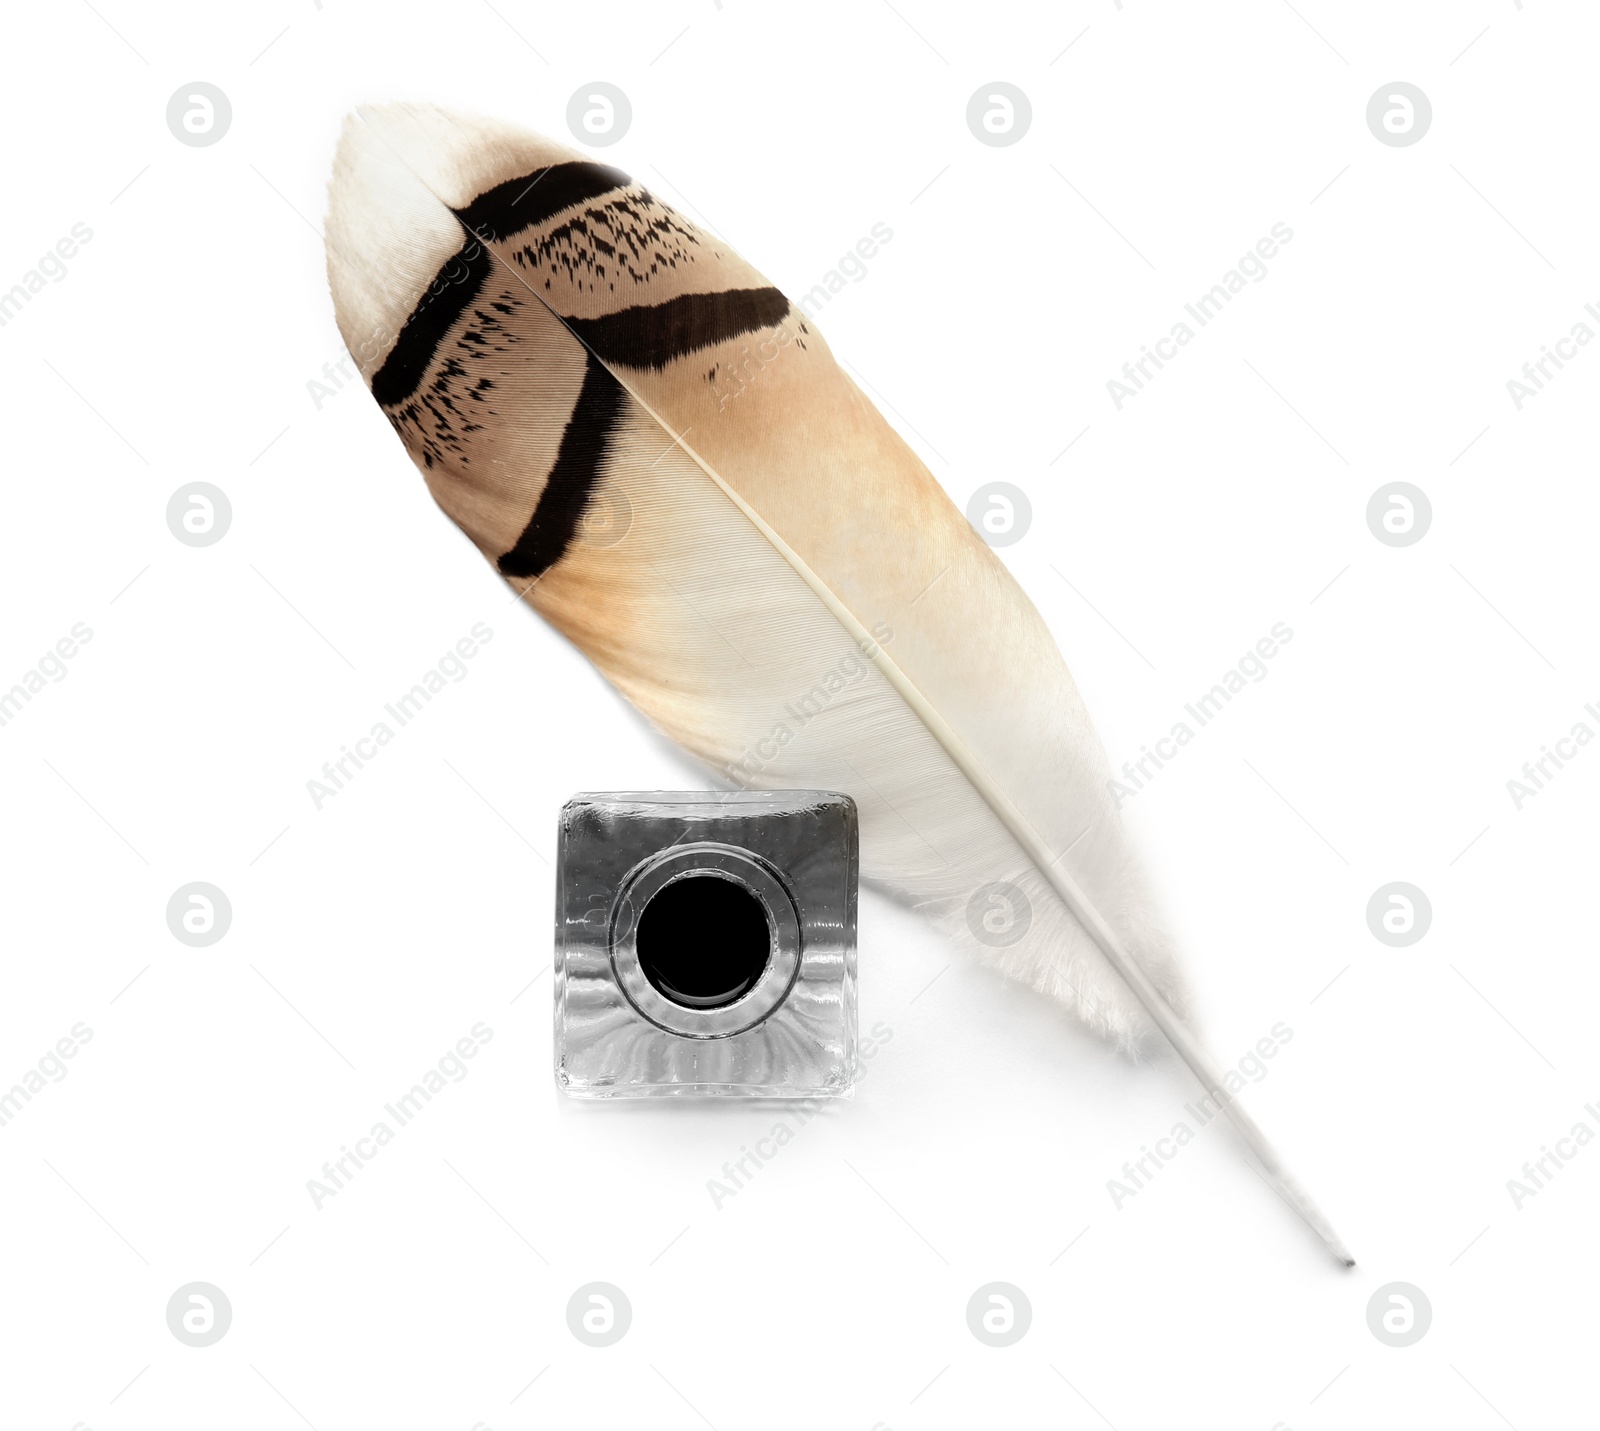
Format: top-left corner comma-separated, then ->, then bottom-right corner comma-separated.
497,353 -> 628,579
452,162 -> 632,242
370,241 -> 493,408
566,287 -> 792,371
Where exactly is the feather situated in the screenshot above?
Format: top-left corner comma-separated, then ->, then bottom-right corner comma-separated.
324,103 -> 1352,1265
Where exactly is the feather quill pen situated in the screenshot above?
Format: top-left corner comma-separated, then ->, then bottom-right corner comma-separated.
324,103 -> 1352,1265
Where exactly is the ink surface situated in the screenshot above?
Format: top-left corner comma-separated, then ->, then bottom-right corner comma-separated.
636,874 -> 771,1009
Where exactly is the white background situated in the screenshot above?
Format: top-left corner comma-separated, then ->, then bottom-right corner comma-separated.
2,1 -> 1597,1428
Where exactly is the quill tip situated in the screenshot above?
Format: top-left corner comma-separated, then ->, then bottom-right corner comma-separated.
1319,1228 -> 1356,1269
1306,1212 -> 1356,1271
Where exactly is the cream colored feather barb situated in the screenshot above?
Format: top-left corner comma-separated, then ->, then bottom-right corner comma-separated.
325,103 -> 1352,1265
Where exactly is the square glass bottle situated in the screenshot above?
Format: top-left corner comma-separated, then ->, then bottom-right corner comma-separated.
554,791 -> 858,1098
